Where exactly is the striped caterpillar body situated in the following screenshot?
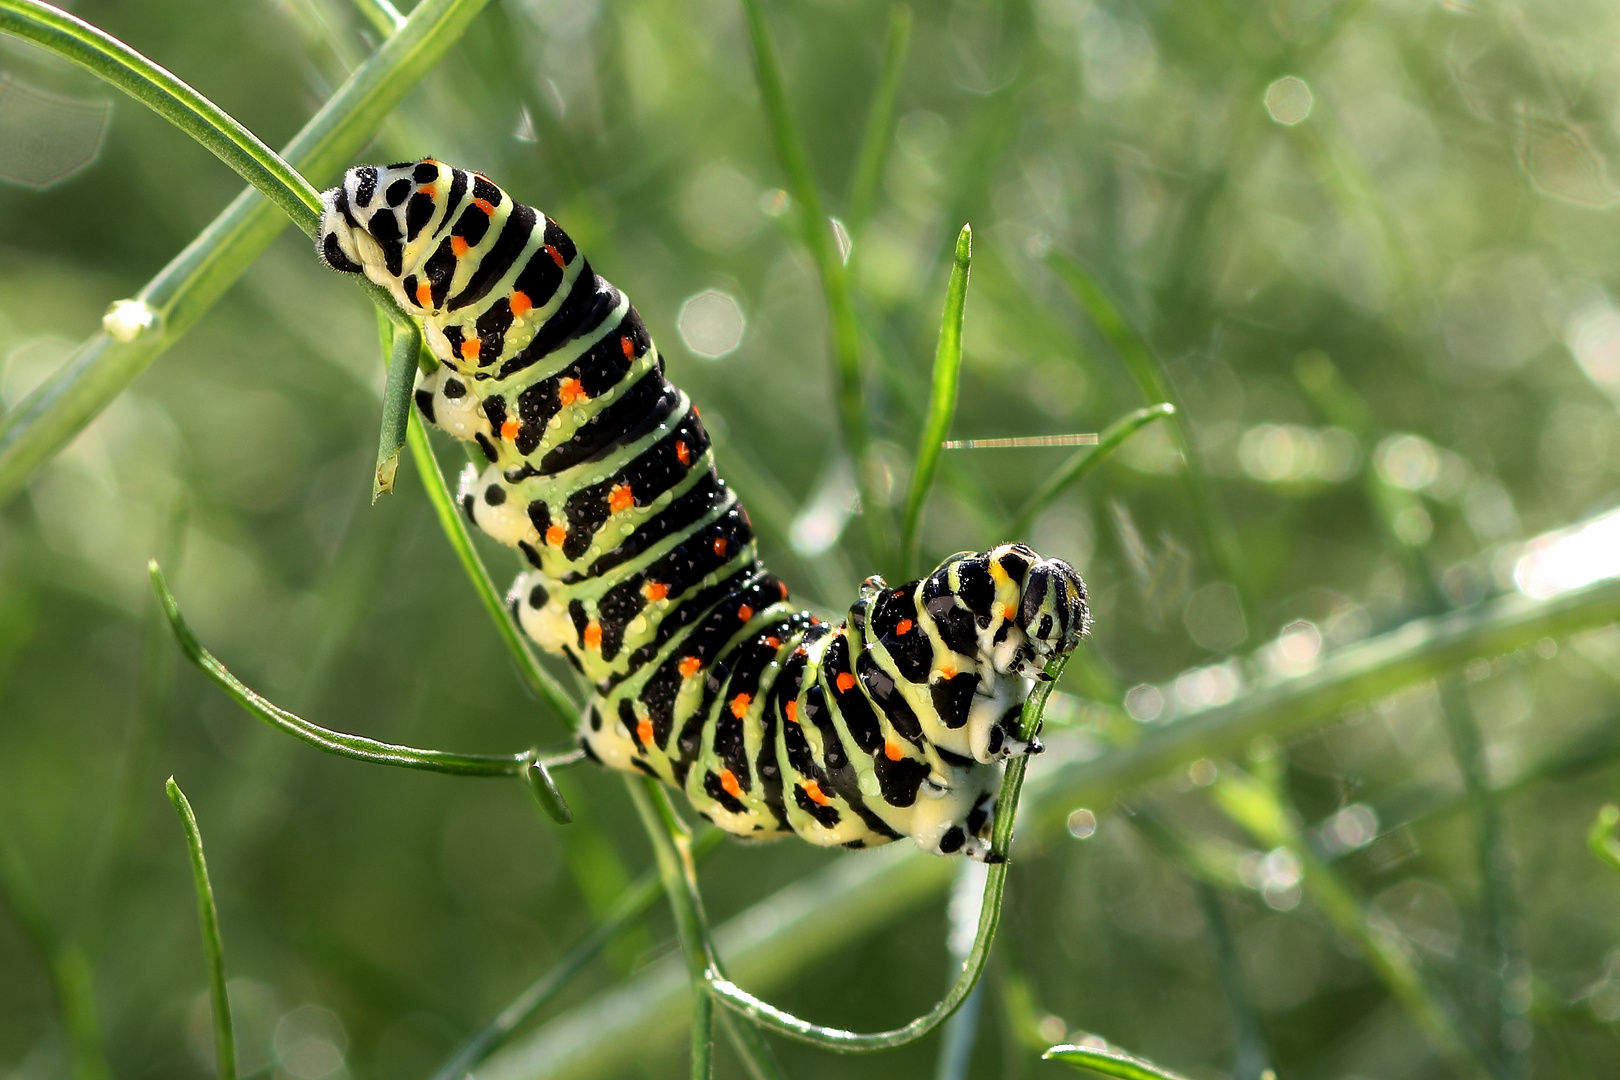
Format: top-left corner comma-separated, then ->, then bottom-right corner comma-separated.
317,160 -> 1091,860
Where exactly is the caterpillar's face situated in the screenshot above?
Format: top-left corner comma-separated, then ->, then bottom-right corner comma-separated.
316,161 -> 453,296
1017,555 -> 1090,667
956,544 -> 1089,681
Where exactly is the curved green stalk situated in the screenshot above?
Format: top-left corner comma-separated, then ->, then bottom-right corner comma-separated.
1011,403 -> 1175,537
741,0 -> 889,572
0,0 -> 496,506
0,0 -> 320,231
164,779 -> 235,1080
900,224 -> 971,577
1042,1044 -> 1191,1080
845,5 -> 912,241
149,560 -> 578,777
406,412 -> 581,724
705,656 -> 1068,1051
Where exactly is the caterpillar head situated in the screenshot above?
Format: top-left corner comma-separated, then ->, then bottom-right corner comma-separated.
1015,553 -> 1090,672
316,160 -> 456,298
960,544 -> 1089,681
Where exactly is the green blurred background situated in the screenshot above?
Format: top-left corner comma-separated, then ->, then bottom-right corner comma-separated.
4,0 -> 1620,1078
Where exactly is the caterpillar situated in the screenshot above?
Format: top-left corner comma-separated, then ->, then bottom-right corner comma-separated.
316,160 -> 1090,860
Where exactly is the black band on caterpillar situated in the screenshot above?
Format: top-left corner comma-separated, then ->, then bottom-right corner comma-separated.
317,160 -> 1091,859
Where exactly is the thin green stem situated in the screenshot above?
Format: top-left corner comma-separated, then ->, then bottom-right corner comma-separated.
351,0 -> 406,37
1011,403 -> 1175,537
718,1010 -> 789,1080
626,779 -> 714,1080
845,5 -> 912,241
0,0 -> 319,230
164,779 -> 235,1080
429,828 -> 727,1080
1042,1044 -> 1191,1080
1587,806 -> 1620,873
0,0 -> 495,506
707,656 -> 1068,1051
374,316 -> 422,500
406,411 -> 581,724
632,780 -> 786,1080
901,223 -> 971,576
149,560 -> 577,777
741,0 -> 889,572
1046,251 -> 1253,639
0,834 -> 108,1080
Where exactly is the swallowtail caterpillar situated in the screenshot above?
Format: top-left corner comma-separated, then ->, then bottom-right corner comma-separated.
317,160 -> 1091,860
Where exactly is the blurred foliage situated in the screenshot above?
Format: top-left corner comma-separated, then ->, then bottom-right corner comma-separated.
3,0 -> 1620,1079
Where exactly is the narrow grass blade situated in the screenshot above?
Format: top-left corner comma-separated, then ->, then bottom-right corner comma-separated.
1011,403 -> 1174,537
901,223 -> 971,576
526,759 -> 574,825
374,319 -> 421,500
740,0 -> 888,571
706,656 -> 1068,1051
1046,251 -> 1251,637
1588,806 -> 1620,873
406,411 -> 580,724
1042,1044 -> 1191,1080
0,0 -> 495,505
164,778 -> 235,1080
0,835 -> 108,1080
845,5 -> 912,240
149,560 -> 573,776
0,0 -> 320,231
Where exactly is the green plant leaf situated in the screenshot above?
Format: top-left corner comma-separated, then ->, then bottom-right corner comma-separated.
900,223 -> 971,575
1042,1043 -> 1190,1080
1011,403 -> 1175,537
164,779 -> 234,1080
149,560 -> 575,777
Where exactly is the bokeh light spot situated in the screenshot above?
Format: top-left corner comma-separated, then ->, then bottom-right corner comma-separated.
0,75 -> 111,188
677,290 -> 745,358
1264,76 -> 1313,126
1066,808 -> 1097,839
